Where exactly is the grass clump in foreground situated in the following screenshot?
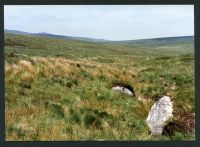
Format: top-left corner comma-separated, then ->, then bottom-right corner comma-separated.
5,34 -> 195,141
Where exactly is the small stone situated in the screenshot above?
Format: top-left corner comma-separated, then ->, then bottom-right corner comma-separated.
112,83 -> 135,96
146,96 -> 173,135
112,85 -> 134,96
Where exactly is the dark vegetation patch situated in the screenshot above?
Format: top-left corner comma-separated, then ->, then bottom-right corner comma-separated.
155,56 -> 172,60
163,112 -> 195,137
69,109 -> 82,124
5,38 -> 26,47
8,52 -> 18,58
83,113 -> 102,128
94,57 -> 114,63
19,82 -> 32,89
140,68 -> 156,73
76,63 -> 81,67
5,35 -> 49,50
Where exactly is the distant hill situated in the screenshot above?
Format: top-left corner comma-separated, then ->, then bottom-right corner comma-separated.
4,29 -> 194,51
109,36 -> 194,48
5,29 -> 31,35
4,29 -> 108,43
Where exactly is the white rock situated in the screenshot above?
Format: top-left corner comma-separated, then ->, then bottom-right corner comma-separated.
112,86 -> 133,96
146,96 -> 173,135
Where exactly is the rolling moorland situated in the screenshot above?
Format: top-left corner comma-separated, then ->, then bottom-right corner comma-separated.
4,31 -> 195,141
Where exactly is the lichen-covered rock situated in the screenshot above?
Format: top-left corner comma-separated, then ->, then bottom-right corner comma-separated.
146,96 -> 173,135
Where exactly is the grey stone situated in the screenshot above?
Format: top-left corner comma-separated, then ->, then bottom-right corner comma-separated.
112,86 -> 134,96
146,96 -> 173,135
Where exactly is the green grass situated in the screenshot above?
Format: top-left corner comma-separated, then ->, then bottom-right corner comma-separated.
5,33 -> 195,141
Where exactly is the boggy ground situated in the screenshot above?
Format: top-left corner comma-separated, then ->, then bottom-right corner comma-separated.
5,34 -> 195,140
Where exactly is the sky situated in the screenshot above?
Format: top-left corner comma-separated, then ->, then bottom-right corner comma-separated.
4,5 -> 194,41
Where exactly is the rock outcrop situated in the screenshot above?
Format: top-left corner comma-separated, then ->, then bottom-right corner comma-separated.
146,96 -> 173,135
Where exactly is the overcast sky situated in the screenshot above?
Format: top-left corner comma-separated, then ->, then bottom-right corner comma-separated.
4,5 -> 194,41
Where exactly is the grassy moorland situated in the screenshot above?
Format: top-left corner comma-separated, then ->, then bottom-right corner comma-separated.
5,33 -> 195,141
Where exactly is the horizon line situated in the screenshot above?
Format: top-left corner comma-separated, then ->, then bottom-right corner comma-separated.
4,28 -> 194,41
